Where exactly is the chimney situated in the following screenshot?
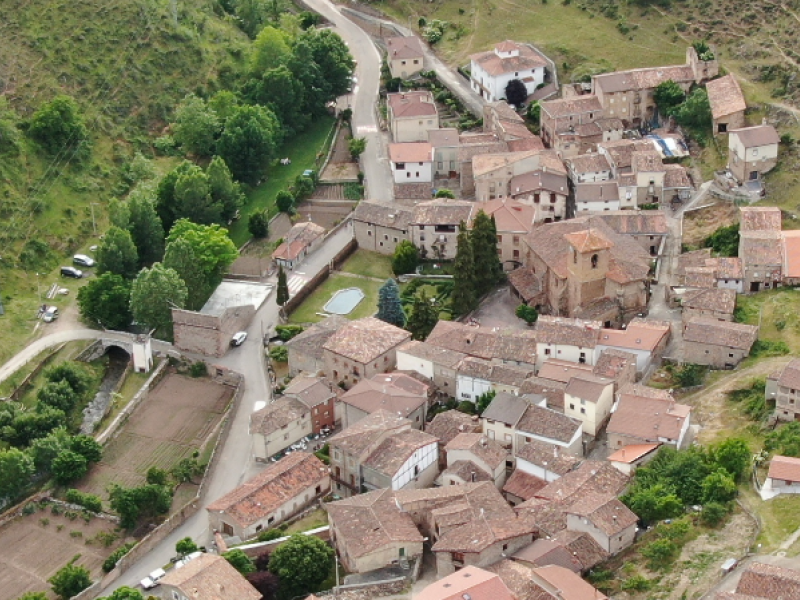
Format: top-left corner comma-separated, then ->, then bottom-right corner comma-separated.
553,446 -> 559,458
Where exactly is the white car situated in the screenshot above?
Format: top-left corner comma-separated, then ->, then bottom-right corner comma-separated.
140,568 -> 166,590
230,331 -> 248,347
175,551 -> 203,569
42,306 -> 59,323
73,254 -> 95,267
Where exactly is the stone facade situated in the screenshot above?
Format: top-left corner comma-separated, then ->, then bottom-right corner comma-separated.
172,305 -> 255,357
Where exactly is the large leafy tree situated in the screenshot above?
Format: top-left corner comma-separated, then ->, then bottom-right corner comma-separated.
163,238 -> 208,311
29,95 -> 90,156
247,571 -> 280,600
156,161 -> 223,232
208,155 -> 244,222
173,94 -> 221,157
249,26 -> 291,74
176,537 -> 199,557
46,362 -> 92,397
377,279 -> 405,327
49,559 -> 91,600
674,87 -> 712,132
109,483 -> 172,529
37,380 -> 78,413
504,78 -> 527,108
406,290 -> 438,341
452,225 -> 477,316
130,263 -> 188,339
470,211 -> 502,297
223,548 -> 256,575
392,241 -> 419,276
268,534 -> 334,600
2,406 -> 66,447
51,449 -> 89,485
77,273 -> 133,330
70,434 -> 102,464
704,223 -> 739,257
0,448 -> 34,501
287,40 -> 331,118
127,190 -> 165,267
654,80 -> 685,116
711,437 -> 751,481
303,29 -> 356,99
218,104 -> 282,184
29,427 -> 72,472
244,66 -> 308,134
166,220 -> 239,292
96,226 -> 139,280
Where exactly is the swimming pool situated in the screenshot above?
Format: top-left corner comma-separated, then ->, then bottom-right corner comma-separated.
323,288 -> 365,315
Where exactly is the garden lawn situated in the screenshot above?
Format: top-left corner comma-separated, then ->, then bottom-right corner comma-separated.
228,116 -> 337,246
288,274 -> 381,324
735,289 -> 800,354
339,250 -> 394,280
284,508 -> 328,535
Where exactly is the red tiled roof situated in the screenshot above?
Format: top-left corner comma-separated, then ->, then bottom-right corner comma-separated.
706,74 -> 747,120
503,469 -> 548,501
767,455 -> 800,483
416,566 -> 516,600
386,36 -> 424,60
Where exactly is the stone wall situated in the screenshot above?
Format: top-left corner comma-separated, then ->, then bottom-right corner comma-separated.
173,304 -> 256,357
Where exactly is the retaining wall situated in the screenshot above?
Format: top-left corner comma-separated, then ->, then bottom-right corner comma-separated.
6,343 -> 66,401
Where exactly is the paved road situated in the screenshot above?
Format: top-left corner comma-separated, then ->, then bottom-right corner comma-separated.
309,0 -> 393,201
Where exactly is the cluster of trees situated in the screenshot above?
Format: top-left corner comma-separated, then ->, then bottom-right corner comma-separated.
622,440 -> 750,525
375,276 -> 445,342
452,211 -> 503,316
654,79 -> 713,135
703,223 -> 739,257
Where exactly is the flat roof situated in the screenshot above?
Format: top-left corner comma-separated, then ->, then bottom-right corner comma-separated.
201,280 -> 274,316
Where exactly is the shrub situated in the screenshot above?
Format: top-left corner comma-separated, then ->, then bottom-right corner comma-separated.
700,501 -> 731,527
269,346 -> 288,363
189,361 -> 208,378
457,400 -> 476,415
103,542 -> 136,572
276,325 -> 304,341
65,489 -> 103,513
248,212 -> 269,239
641,538 -> 678,570
257,528 -> 284,542
515,304 -> 538,324
621,575 -> 652,591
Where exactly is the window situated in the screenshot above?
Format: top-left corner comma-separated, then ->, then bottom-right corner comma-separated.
256,524 -> 263,532
367,231 -> 372,236
580,408 -> 586,414
545,348 -> 551,355
497,234 -> 503,243
414,464 -> 420,476
414,59 -> 419,64
384,234 -> 388,240
591,254 -> 598,269
268,516 -> 275,524
173,592 -> 180,600
396,162 -> 405,169
569,403 -> 575,410
438,161 -> 443,169
487,430 -> 495,439
504,433 -> 512,442
315,485 -> 322,494
284,433 -> 289,440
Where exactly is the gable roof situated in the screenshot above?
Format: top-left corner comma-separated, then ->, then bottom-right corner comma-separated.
469,41 -> 548,77
362,428 -> 438,476
541,95 -> 603,119
159,553 -> 261,600
481,392 -> 531,427
592,210 -> 668,236
323,317 -> 411,364
476,198 -> 537,233
565,374 -> 612,403
516,404 -> 582,444
412,198 -> 475,226
736,562 -> 800,599
574,182 -> 620,204
597,318 -> 671,353
388,90 -> 437,118
283,375 -> 337,409
416,565 -> 516,600
515,439 -> 579,476
740,206 -> 782,232
525,460 -> 630,507
535,316 -> 602,348
564,228 -> 614,253
777,359 -> 800,390
341,372 -> 428,419
508,170 -> 569,197
607,443 -> 660,464
740,231 -> 783,268
285,315 -> 348,362
503,469 -> 548,501
607,390 -> 690,443
485,560 -> 555,600
397,339 -> 469,368
730,125 -> 781,148
352,200 -> 413,230
427,409 -> 481,446
682,287 -> 736,315
593,63 -> 694,94
207,452 -> 327,528
444,459 -> 494,483
537,359 -> 594,384
386,36 -> 424,60
594,348 -> 638,380
683,316 -> 758,351
533,564 -> 608,600
389,142 -> 433,163
445,432 -> 508,471
249,396 -> 308,437
329,409 -> 411,457
706,74 -> 747,120
565,493 -> 638,535
767,455 -> 800,483
426,321 -> 538,363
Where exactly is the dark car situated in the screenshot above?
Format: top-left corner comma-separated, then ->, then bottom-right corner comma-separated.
60,266 -> 83,278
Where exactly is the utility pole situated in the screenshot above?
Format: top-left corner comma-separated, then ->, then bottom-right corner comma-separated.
90,202 -> 98,235
36,272 -> 42,303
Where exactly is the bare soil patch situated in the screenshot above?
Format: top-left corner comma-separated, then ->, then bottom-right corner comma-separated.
682,202 -> 739,249
295,202 -> 353,230
78,372 -> 231,499
0,507 -> 132,600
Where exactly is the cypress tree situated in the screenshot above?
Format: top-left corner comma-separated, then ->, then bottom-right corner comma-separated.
470,210 -> 502,296
377,279 -> 405,327
276,266 -> 289,306
406,290 -> 439,341
452,223 -> 477,316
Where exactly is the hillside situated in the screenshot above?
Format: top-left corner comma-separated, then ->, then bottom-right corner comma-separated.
0,0 -> 251,362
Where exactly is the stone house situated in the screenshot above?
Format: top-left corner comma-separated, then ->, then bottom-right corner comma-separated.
681,287 -> 736,324
282,375 -> 337,434
472,149 -> 566,205
426,409 -> 482,468
565,493 -> 638,555
591,210 -> 668,257
563,374 -> 615,437
352,200 -> 413,255
249,397 -> 310,461
607,385 -> 692,451
444,432 -> 509,489
328,409 -> 411,497
326,488 -> 424,573
594,318 -> 671,374
534,315 -> 603,369
530,564 -> 610,600
481,392 -> 535,451
390,142 -> 434,184
396,340 -> 467,395
386,36 -> 425,79
539,95 -> 603,152
469,40 -> 549,102
286,315 -> 347,377
728,124 -> 780,182
762,455 -> 800,499
271,221 -> 325,270
476,198 -> 537,269
458,132 -> 508,196
734,562 -> 800,598
507,169 -> 569,224
424,321 -> 538,370
766,358 -> 800,422
410,199 -> 475,261
515,403 -> 584,457
157,553 -> 260,600
361,428 -> 439,492
340,372 -> 430,429
566,153 -> 613,184
682,317 -> 758,368
575,182 -> 621,214
483,101 -> 546,149
388,91 -> 439,143
739,207 -> 783,292
706,73 -> 746,134
206,452 -> 329,540
323,316 -> 411,388
514,439 -> 579,483
428,128 -> 460,178
455,357 -> 534,403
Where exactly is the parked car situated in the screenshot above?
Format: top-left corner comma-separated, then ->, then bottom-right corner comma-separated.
60,266 -> 83,278
42,306 -> 59,323
140,568 -> 166,590
73,254 -> 95,267
230,331 -> 248,347
174,551 -> 203,569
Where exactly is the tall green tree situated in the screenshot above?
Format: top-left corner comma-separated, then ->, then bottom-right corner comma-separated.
377,279 -> 405,327
77,273 -> 133,330
303,29 -> 356,99
176,537 -> 199,557
130,263 -> 188,339
29,428 -> 72,473
406,290 -> 438,341
0,448 -> 34,501
276,266 -> 289,306
51,449 -> 89,485
166,220 -> 239,291
504,78 -> 527,108
49,559 -> 91,600
96,587 -> 144,600
223,548 -> 257,575
208,155 -> 243,222
470,211 -> 501,296
127,190 -> 165,267
268,534 -> 334,600
249,26 -> 291,74
244,66 -> 308,133
163,238 -> 208,311
70,435 -> 102,464
96,226 -> 139,280
174,163 -> 223,225
452,225 -> 477,316
287,40 -> 331,118
218,104 -> 282,184
46,362 -> 92,397
712,437 -> 751,482
37,381 -> 78,413
173,94 -> 220,157
29,95 -> 90,157
654,80 -> 685,116
208,90 -> 239,123
392,240 -> 419,276
674,88 -> 712,132
248,212 -> 269,239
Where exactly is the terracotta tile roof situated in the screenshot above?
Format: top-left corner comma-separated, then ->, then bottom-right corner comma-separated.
386,36 -> 424,60
352,200 -> 413,230
326,489 -> 423,559
412,198 -> 475,226
427,409 -> 482,446
444,459 -> 494,483
362,428 -> 438,475
682,287 -> 736,315
283,376 -> 337,409
249,397 -> 308,436
678,248 -> 713,276
618,383 -> 674,400
398,340 -> 467,369
508,267 -> 543,303
574,182 -> 620,204
537,359 -> 594,384
607,443 -> 660,464
329,409 -> 411,457
516,404 -> 582,444
632,150 -> 665,173
740,231 -> 783,268
552,529 -> 610,570
684,266 -> 717,288
508,170 -> 569,197
566,493 -> 638,535
594,349 -> 638,380
432,513 -> 536,553
741,206 -> 783,232
388,90 -> 437,119
593,64 -> 694,93
783,230 -> 800,278
287,221 -> 325,244
564,228 -> 614,253
323,316 -> 411,364
608,391 -> 690,444
593,210 -> 668,235
416,565 -> 517,600
476,198 -> 537,233
597,318 -> 671,353
731,125 -> 780,148
683,316 -> 758,351
446,432 -> 509,470
395,481 -> 514,522
341,372 -> 428,418
767,455 -> 800,483
470,41 -> 548,76
535,315 -> 602,348
285,315 -> 348,362
664,163 -> 693,189
567,153 -> 611,175
515,440 -> 580,476
533,564 -> 608,600
486,560 -> 554,600
426,321 -> 538,363
707,256 -> 744,280
504,470 -> 548,500
565,374 -> 612,403
541,95 -> 603,119
389,142 -> 433,163
512,538 -> 582,572
598,139 -> 654,170
736,562 -> 800,599
706,74 -> 747,119
482,392 -> 532,427
272,239 -> 307,262
526,460 -> 630,507
159,553 -> 261,600
508,137 -> 546,152
519,378 -> 566,411
207,452 -> 327,528
472,149 -> 540,177
428,127 -> 460,148
777,359 -> 800,390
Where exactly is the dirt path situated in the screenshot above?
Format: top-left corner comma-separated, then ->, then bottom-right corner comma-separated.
680,356 -> 792,444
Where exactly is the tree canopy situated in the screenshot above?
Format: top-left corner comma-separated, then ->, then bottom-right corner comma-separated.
96,226 -> 139,280
452,225 -> 477,316
166,219 -> 239,292
377,279 -> 405,327
505,79 -> 528,108
49,559 -> 92,600
173,94 -> 221,157
406,290 -> 438,341
223,548 -> 257,575
29,95 -> 90,157
674,87 -> 712,133
392,241 -> 419,276
78,273 -> 133,330
130,263 -> 188,339
163,238 -> 210,311
268,534 -> 334,600
0,448 -> 34,502
654,80 -> 685,116
218,104 -> 282,184
126,189 -> 165,267
470,211 -> 502,297
276,266 -> 289,306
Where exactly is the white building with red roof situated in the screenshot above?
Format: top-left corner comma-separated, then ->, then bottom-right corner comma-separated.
763,455 -> 800,500
469,40 -> 549,103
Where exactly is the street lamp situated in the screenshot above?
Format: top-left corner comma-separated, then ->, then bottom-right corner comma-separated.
36,272 -> 42,303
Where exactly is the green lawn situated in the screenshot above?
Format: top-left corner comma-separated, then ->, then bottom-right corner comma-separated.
289,274 -> 381,324
339,250 -> 394,280
735,289 -> 800,354
228,116 -> 337,246
284,508 -> 328,535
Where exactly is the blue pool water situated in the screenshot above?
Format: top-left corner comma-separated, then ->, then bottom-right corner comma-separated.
323,288 -> 365,315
